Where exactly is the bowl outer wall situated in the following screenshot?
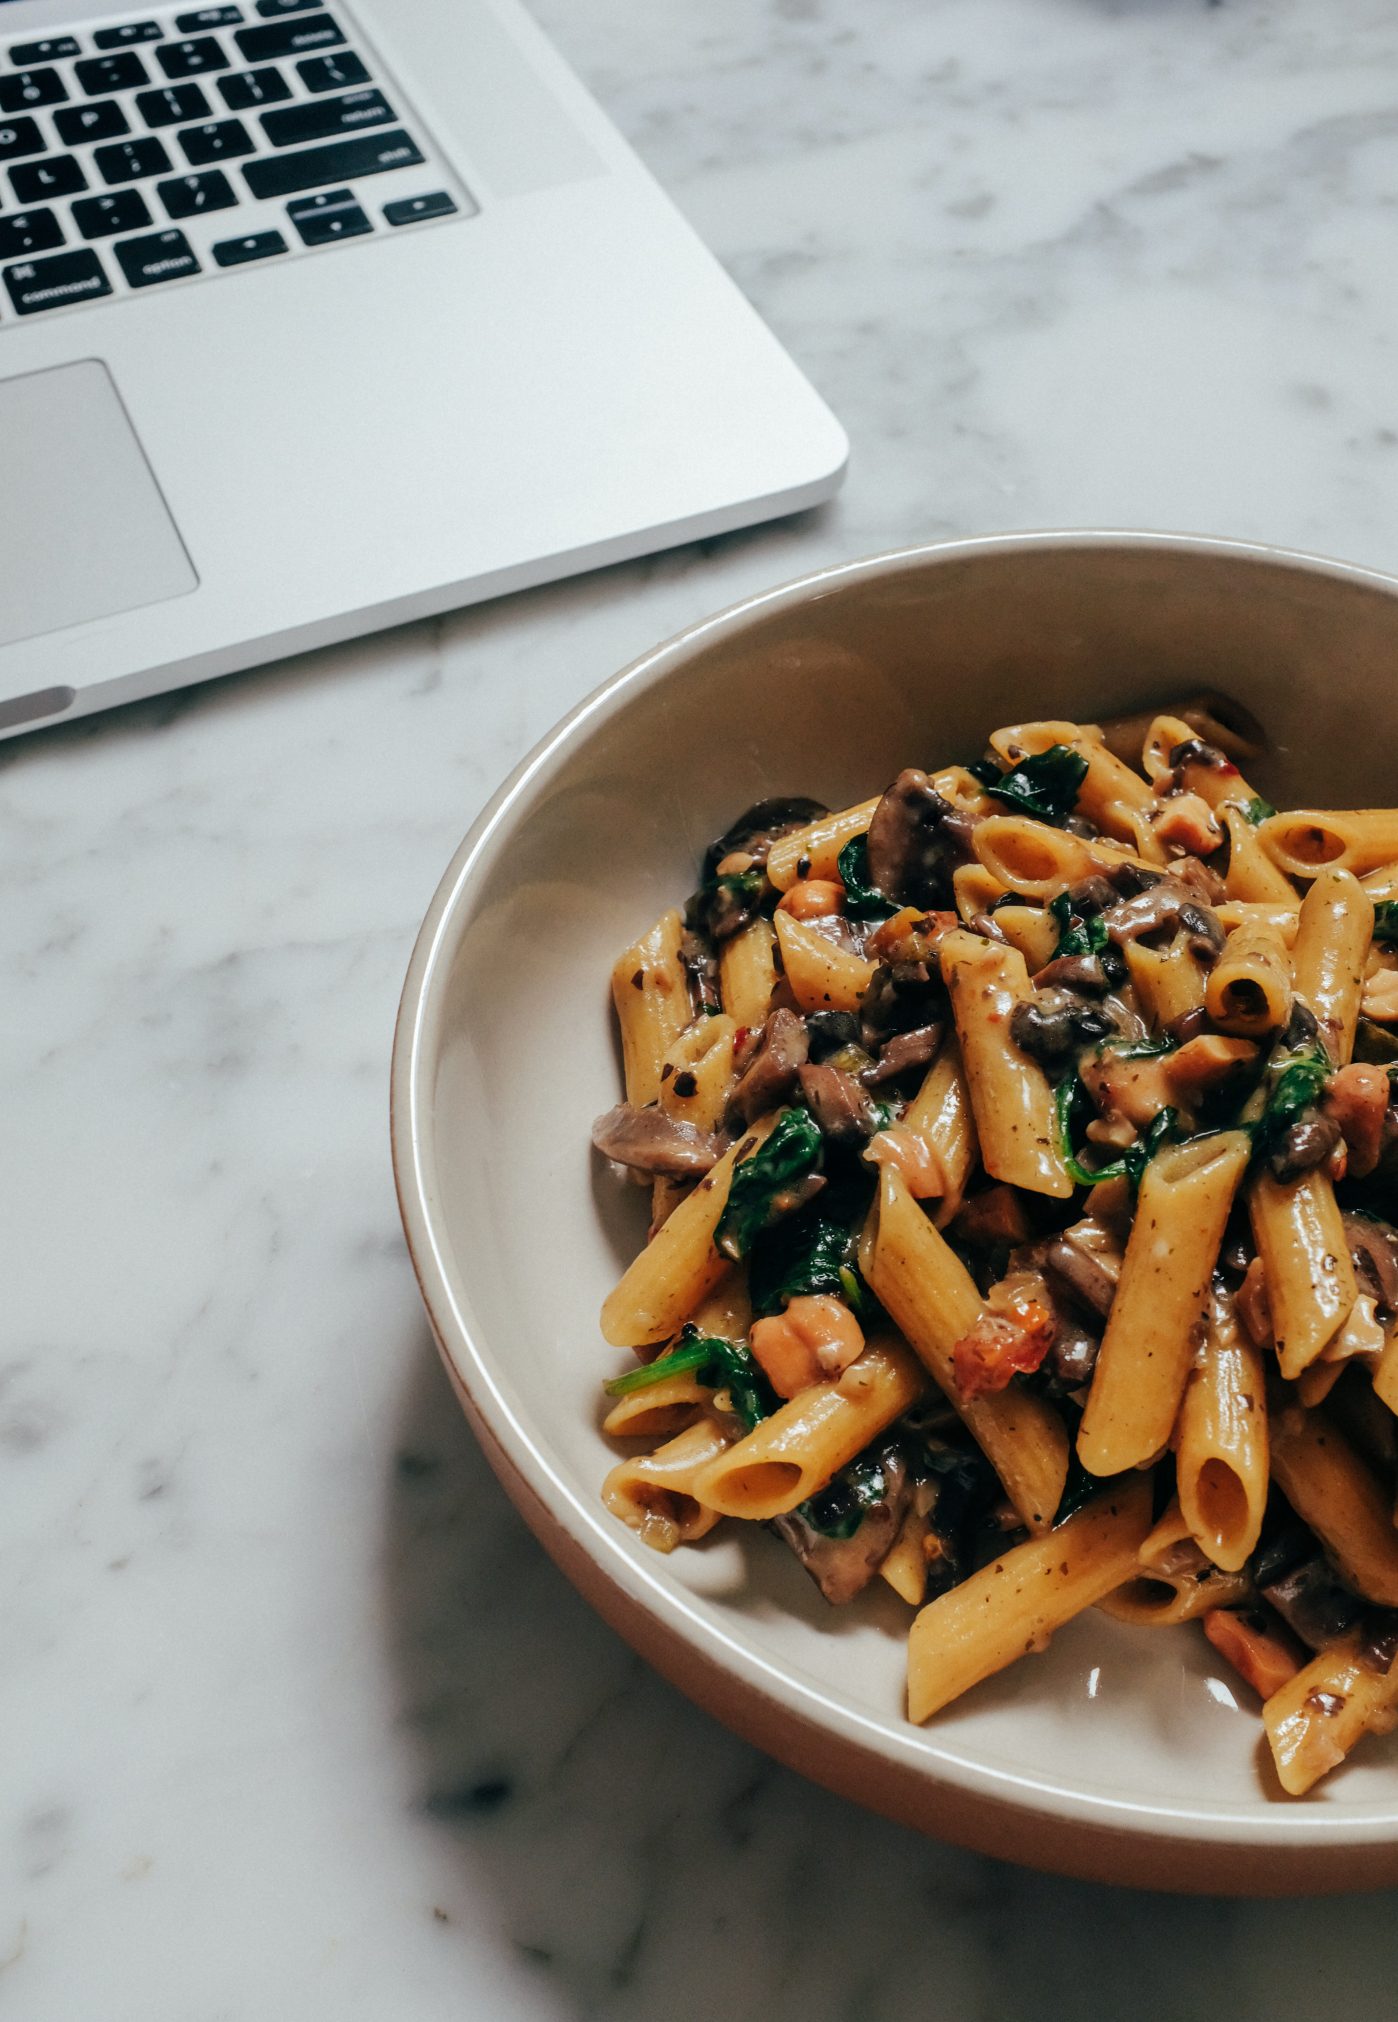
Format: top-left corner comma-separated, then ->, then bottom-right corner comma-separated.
391,530 -> 1398,1893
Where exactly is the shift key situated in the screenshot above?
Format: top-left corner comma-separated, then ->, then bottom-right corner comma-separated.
243,127 -> 421,198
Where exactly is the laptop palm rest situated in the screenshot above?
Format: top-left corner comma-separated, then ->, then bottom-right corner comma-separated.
0,359 -> 197,653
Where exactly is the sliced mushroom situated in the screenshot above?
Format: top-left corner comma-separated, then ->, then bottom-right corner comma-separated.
859,959 -> 942,1045
867,1022 -> 944,1086
1009,989 -> 1119,1068
1268,1110 -> 1341,1181
1031,952 -> 1110,996
865,769 -> 959,907
798,1061 -> 882,1144
1259,1551 -> 1363,1652
727,1007 -> 809,1127
1342,1211 -> 1398,1315
770,1448 -> 910,1604
702,796 -> 829,880
1042,1217 -> 1124,1319
591,1103 -> 720,1177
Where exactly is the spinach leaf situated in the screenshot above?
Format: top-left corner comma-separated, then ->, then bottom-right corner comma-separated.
1055,1072 -> 1178,1189
1049,890 -> 1109,960
748,1208 -> 852,1316
983,744 -> 1089,825
795,1445 -> 892,1539
603,1328 -> 775,1430
1250,1044 -> 1331,1164
716,1107 -> 824,1261
1243,795 -> 1276,825
835,834 -> 898,919
1374,901 -> 1398,947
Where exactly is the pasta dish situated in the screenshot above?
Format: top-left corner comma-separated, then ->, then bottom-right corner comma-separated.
590,700 -> 1398,1796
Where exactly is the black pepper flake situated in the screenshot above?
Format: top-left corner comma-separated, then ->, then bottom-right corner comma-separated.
631,969 -> 645,989
672,1070 -> 698,1098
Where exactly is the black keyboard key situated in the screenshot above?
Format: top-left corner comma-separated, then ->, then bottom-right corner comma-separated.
244,127 -> 420,199
55,100 -> 129,144
384,191 -> 457,227
261,86 -> 390,147
158,38 -> 229,78
75,52 -> 150,94
114,226 -> 199,287
0,208 -> 63,260
179,115 -> 253,163
255,0 -> 317,12
10,38 -> 82,64
296,49 -> 366,92
235,13 -> 344,61
159,167 -> 236,216
4,246 -> 110,314
0,117 -> 46,160
94,135 -> 172,183
177,7 -> 243,27
73,189 -> 152,238
93,21 -> 164,47
137,82 -> 211,126
213,226 -> 287,263
287,186 -> 369,245
10,153 -> 86,202
218,65 -> 289,108
0,68 -> 67,112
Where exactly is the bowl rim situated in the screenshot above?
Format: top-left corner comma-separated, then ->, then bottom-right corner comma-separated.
390,527 -> 1398,1863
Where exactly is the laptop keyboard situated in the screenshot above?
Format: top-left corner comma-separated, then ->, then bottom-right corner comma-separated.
0,1 -> 474,318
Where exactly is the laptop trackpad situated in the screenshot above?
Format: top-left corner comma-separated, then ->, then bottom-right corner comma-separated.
0,360 -> 196,650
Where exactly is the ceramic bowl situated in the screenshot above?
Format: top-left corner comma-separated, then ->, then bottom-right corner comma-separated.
391,531 -> 1398,1893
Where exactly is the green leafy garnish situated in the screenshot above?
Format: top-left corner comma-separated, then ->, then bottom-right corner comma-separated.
1049,890 -> 1109,960
1250,1044 -> 1331,1163
1054,1072 -> 1178,1189
1243,796 -> 1276,825
749,1208 -> 855,1317
794,1446 -> 892,1539
835,835 -> 898,919
604,1327 -> 775,1431
716,1108 -> 824,1261
983,745 -> 1089,825
1373,901 -> 1398,947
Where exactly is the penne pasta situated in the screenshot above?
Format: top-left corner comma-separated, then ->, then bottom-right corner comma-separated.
952,862 -> 1007,921
1140,711 -> 1265,810
1174,1290 -> 1268,1571
1100,692 -> 1266,771
1097,1500 -> 1250,1625
1077,1132 -> 1250,1476
1205,918 -> 1293,1037
906,1479 -> 1153,1723
990,719 -> 1165,861
1248,1168 -> 1357,1380
1260,808 -> 1398,881
1123,932 -> 1207,1033
1263,1634 -> 1398,1795
652,1013 -> 738,1226
719,917 -> 781,1028
602,1413 -> 736,1551
864,1167 -> 1069,1531
611,907 -> 692,1107
1215,900 -> 1299,947
1220,804 -> 1299,907
970,813 -> 1153,902
689,1336 -> 924,1519
773,908 -> 877,1014
1269,1406 -> 1398,1606
940,928 -> 1071,1198
988,902 -> 1059,973
602,1371 -> 715,1442
900,1030 -> 977,1228
1289,864 -> 1372,1065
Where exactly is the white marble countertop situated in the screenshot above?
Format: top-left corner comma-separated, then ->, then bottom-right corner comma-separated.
9,0 -> 1398,2013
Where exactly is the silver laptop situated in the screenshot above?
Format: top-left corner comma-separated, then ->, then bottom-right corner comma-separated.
0,0 -> 847,738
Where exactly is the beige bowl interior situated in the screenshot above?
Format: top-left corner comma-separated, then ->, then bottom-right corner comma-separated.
394,534 -> 1398,1890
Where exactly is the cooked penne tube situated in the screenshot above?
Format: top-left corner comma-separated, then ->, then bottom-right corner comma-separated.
719,917 -> 781,1028
952,863 -> 1006,921
1297,1360 -> 1345,1408
1174,1291 -> 1268,1571
1123,932 -> 1206,1033
611,907 -> 692,1107
989,903 -> 1059,973
901,1031 -> 976,1228
773,909 -> 876,1014
1101,692 -> 1265,771
1263,1633 -> 1398,1795
1204,918 -> 1293,1036
906,1479 -> 1153,1723
1248,1168 -> 1357,1379
689,1335 -> 924,1519
1269,1406 -> 1398,1605
602,1413 -> 736,1550
1260,808 -> 1398,881
1220,804 -> 1299,906
1140,712 -> 1265,809
1078,1132 -> 1250,1476
990,719 -> 1164,860
601,1371 -> 715,1441
600,1114 -> 778,1348
1097,1500 -> 1250,1624
879,1502 -> 931,1605
652,1013 -> 738,1226
766,797 -> 879,891
970,814 -> 1154,902
1289,864 -> 1372,1064
1370,1321 -> 1398,1418
864,1167 -> 1069,1531
1359,862 -> 1398,904
940,928 -> 1071,1198
1215,900 -> 1299,946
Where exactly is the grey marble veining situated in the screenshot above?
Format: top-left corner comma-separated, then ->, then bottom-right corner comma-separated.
7,0 -> 1398,2014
